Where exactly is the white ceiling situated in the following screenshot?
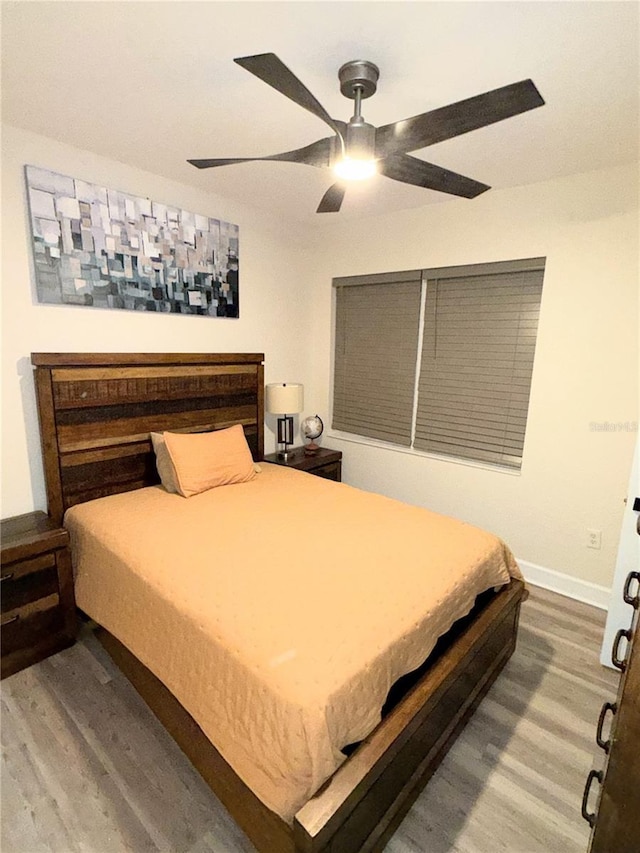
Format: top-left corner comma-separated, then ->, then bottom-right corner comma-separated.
2,1 -> 639,223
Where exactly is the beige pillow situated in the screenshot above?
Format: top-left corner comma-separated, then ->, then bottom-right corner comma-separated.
150,432 -> 179,494
163,425 -> 256,497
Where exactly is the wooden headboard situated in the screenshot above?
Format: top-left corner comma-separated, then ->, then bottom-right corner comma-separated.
31,353 -> 265,525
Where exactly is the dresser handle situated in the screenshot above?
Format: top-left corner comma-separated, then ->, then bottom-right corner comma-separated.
0,572 -> 14,582
581,769 -> 603,827
1,614 -> 20,627
623,571 -> 640,608
595,701 -> 617,752
612,628 -> 632,671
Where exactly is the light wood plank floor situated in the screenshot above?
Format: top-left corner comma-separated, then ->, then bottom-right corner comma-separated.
1,586 -> 618,853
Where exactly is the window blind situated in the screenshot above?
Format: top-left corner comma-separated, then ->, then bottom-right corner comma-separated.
413,263 -> 544,468
333,273 -> 422,445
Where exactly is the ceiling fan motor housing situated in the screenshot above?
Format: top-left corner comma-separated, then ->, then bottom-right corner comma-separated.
345,118 -> 376,160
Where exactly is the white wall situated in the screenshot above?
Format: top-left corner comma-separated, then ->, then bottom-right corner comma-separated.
303,164 -> 639,590
1,124 -> 312,517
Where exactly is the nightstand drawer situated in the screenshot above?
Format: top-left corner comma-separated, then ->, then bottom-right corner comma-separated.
263,446 -> 343,482
312,461 -> 341,481
1,553 -> 58,613
1,594 -> 63,656
1,511 -> 77,679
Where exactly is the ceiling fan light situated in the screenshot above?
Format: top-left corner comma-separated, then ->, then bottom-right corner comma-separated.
333,157 -> 377,181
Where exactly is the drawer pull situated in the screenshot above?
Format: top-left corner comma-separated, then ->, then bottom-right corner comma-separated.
611,628 -> 632,671
581,769 -> 603,827
623,571 -> 640,608
595,701 -> 617,752
0,573 -> 14,582
1,614 -> 20,627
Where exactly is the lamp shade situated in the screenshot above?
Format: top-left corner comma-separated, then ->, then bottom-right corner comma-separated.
265,383 -> 304,415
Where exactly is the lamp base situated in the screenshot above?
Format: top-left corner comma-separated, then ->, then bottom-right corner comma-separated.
276,415 -> 294,447
277,445 -> 295,462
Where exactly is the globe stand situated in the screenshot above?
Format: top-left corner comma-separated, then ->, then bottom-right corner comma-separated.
303,440 -> 320,456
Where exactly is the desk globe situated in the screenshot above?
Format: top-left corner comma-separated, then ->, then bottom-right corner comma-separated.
301,414 -> 323,455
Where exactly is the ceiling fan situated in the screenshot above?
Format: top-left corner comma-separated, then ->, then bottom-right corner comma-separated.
188,53 -> 544,213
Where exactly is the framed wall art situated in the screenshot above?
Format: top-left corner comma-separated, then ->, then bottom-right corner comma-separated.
25,165 -> 239,317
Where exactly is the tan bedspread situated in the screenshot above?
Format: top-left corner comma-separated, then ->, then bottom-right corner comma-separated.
65,463 -> 520,822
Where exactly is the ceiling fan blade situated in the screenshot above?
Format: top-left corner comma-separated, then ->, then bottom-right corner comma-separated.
379,154 -> 490,198
375,79 -> 544,158
317,182 -> 347,213
235,53 -> 344,140
188,136 -> 333,170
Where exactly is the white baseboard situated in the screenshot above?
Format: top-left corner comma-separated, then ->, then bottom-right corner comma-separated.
517,559 -> 611,611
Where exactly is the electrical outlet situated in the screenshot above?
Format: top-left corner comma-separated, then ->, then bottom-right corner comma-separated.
587,529 -> 602,550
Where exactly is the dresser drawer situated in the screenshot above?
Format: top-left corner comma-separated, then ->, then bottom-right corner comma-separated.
1,553 -> 59,613
1,594 -> 63,656
586,568 -> 640,853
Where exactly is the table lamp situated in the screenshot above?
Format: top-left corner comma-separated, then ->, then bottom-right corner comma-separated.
265,382 -> 304,461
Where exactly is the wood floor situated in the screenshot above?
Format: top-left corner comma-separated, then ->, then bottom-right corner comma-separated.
1,585 -> 618,853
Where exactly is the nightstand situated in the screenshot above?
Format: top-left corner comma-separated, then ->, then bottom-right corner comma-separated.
263,446 -> 342,482
1,511 -> 77,679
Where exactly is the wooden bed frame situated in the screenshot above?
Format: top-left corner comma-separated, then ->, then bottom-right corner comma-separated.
31,352 -> 527,853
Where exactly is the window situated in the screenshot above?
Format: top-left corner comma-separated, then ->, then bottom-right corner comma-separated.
332,258 -> 545,470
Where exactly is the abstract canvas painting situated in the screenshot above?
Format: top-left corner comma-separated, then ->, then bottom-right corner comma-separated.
25,165 -> 239,317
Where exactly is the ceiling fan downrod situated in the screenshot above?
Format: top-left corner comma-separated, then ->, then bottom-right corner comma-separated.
351,84 -> 364,121
338,60 -> 379,162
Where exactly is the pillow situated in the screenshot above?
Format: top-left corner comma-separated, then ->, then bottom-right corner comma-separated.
150,432 -> 179,494
163,424 -> 256,497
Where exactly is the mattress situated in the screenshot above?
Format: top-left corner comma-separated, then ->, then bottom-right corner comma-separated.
65,463 -> 520,822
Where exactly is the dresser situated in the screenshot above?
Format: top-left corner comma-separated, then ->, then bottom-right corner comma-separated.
582,568 -> 640,852
1,511 -> 77,679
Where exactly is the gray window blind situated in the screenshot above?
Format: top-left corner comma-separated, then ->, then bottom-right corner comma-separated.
333,273 -> 422,445
414,262 -> 544,468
